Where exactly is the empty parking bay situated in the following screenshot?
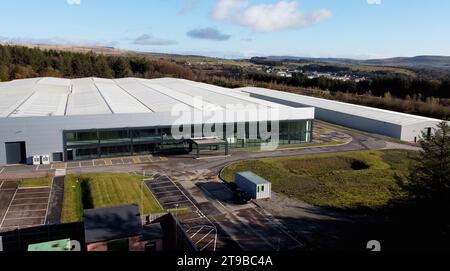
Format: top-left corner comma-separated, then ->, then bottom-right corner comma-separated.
0,186 -> 50,231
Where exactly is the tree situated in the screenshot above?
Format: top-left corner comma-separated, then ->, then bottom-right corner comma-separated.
0,64 -> 9,81
112,57 -> 131,78
407,121 -> 450,205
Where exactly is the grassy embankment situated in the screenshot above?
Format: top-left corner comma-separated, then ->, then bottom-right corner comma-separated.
19,178 -> 52,188
221,150 -> 417,210
61,173 -> 163,223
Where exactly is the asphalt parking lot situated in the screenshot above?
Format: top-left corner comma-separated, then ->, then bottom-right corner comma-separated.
0,180 -> 50,232
144,175 -> 238,251
0,155 -> 167,176
198,180 -> 303,251
145,175 -> 196,210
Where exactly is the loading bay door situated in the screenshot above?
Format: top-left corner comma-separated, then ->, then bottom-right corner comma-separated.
5,142 -> 27,164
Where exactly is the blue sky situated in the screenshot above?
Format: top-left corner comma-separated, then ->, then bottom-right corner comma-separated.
0,0 -> 449,59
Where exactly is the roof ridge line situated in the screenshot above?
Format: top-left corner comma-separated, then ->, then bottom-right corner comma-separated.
93,82 -> 115,114
134,79 -> 201,111
112,79 -> 155,113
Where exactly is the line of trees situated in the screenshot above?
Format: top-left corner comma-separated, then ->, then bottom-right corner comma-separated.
245,72 -> 450,100
0,45 -> 195,82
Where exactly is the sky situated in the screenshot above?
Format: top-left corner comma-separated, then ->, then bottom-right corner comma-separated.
0,0 -> 449,59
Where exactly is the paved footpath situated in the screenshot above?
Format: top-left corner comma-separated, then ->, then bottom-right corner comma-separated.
45,176 -> 65,225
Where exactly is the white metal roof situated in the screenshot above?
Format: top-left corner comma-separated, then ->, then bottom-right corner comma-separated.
0,77 -> 291,118
238,86 -> 442,126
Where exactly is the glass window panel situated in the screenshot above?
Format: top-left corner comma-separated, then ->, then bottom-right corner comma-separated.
99,130 -> 131,144
100,145 -> 131,158
73,147 -> 98,160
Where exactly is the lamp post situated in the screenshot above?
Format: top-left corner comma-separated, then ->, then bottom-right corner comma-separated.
140,170 -> 145,221
175,203 -> 179,250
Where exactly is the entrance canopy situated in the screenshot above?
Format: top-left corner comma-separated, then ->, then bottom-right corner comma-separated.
190,137 -> 229,158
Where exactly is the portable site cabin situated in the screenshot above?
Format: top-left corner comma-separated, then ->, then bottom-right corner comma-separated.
235,172 -> 271,200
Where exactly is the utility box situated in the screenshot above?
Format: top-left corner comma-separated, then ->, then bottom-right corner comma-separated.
32,155 -> 41,165
235,171 -> 271,200
41,155 -> 50,165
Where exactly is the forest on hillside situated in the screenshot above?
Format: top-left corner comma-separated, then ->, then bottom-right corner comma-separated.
0,45 -> 195,81
0,45 -> 449,120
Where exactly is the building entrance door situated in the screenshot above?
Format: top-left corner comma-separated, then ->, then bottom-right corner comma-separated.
5,141 -> 27,164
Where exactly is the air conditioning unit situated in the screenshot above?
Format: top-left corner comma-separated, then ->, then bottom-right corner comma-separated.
33,155 -> 41,165
41,155 -> 50,165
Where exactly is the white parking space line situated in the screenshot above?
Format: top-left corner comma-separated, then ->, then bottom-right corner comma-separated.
4,217 -> 45,221
10,203 -> 48,207
149,185 -> 178,190
251,206 -> 303,247
7,209 -> 48,213
200,239 -> 215,251
153,190 -> 183,196
11,197 -> 49,201
148,175 -> 218,251
194,229 -> 214,245
158,194 -> 188,200
0,168 -> 4,174
182,216 -> 205,223
190,226 -> 205,239
0,188 -> 18,229
0,180 -> 4,188
43,177 -> 54,224
164,200 -> 191,206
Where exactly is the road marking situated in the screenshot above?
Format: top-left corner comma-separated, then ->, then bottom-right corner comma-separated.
4,217 -> 45,221
200,238 -> 215,251
158,175 -> 218,251
43,177 -> 55,224
0,188 -> 18,229
152,190 -> 184,196
251,206 -> 303,248
194,228 -> 214,245
149,184 -> 177,190
18,186 -> 50,194
164,199 -> 190,206
7,209 -> 48,213
0,180 -> 3,188
11,197 -> 49,200
10,203 -> 48,207
190,226 -> 205,239
181,216 -> 205,223
0,168 -> 4,174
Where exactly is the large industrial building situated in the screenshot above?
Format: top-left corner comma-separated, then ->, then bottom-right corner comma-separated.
239,87 -> 443,142
0,77 -> 314,165
0,77 -> 444,166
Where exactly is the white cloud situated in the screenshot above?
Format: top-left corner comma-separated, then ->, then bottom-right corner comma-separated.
67,0 -> 81,5
367,0 -> 382,5
211,0 -> 333,33
211,0 -> 248,20
133,34 -> 178,46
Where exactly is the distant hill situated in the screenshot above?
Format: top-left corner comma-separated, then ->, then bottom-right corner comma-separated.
363,56 -> 450,70
255,55 -> 450,71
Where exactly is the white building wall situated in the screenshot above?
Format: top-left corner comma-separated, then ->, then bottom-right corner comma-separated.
0,107 -> 314,165
400,121 -> 443,142
242,90 -> 443,141
256,183 -> 271,200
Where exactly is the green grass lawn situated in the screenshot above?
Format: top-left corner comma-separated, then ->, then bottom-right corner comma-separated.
19,178 -> 52,188
241,141 -> 347,153
61,173 -> 163,223
221,150 -> 417,211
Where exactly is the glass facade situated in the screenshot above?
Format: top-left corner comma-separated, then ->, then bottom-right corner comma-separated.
63,120 -> 313,161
